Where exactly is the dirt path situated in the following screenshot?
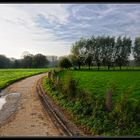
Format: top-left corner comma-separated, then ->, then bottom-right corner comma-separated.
0,73 -> 62,136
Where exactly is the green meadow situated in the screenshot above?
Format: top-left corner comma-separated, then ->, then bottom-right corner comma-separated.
43,69 -> 140,136
0,69 -> 50,90
61,70 -> 140,100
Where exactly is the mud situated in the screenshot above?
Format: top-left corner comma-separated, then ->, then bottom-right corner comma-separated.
0,73 -> 61,136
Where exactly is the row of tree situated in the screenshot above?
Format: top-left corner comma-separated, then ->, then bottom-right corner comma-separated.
64,36 -> 140,70
0,53 -> 49,68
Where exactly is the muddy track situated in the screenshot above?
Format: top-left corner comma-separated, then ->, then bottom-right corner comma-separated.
36,77 -> 85,136
0,73 -> 62,136
0,73 -> 85,136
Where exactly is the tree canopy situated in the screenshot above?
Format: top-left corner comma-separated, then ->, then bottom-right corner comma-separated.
0,53 -> 49,68
133,37 -> 140,65
70,35 -> 133,70
59,57 -> 72,69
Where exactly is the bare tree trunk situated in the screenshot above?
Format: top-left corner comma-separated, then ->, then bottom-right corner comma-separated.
97,64 -> 100,71
88,64 -> 90,70
108,65 -> 110,70
78,63 -> 81,70
120,66 -> 121,70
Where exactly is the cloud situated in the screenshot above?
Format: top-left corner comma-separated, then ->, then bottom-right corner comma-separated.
0,4 -> 140,58
0,4 -> 71,58
68,4 -> 140,37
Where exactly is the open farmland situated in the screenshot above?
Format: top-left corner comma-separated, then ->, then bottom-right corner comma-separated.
0,69 -> 50,90
43,69 -> 140,135
58,70 -> 140,100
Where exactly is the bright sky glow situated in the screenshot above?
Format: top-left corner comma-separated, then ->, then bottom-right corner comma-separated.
0,4 -> 140,58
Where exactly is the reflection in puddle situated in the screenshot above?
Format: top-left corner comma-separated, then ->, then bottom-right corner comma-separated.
0,93 -> 20,110
0,96 -> 6,110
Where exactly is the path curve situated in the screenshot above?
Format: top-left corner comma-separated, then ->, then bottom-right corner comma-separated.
0,73 -> 62,136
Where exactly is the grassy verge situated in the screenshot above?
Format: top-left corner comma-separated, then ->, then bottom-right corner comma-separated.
43,69 -> 140,136
0,68 -> 51,91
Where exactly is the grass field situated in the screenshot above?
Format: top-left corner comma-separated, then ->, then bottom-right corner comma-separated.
0,68 -> 50,90
78,66 -> 140,71
59,70 -> 140,101
43,69 -> 140,135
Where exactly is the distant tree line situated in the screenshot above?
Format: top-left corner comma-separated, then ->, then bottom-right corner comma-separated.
59,36 -> 140,70
46,56 -> 58,68
0,53 -> 49,68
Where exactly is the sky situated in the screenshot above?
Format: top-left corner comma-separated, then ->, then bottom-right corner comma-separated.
0,4 -> 140,59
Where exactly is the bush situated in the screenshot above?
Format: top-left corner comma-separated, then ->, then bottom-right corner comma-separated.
59,57 -> 72,69
60,71 -> 78,99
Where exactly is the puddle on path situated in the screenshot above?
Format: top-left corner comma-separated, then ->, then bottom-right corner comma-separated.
0,96 -> 6,110
0,93 -> 20,110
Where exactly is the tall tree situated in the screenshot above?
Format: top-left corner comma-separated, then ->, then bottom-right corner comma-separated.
84,37 -> 95,70
133,37 -> 140,65
94,36 -> 103,70
102,36 -> 115,70
71,38 -> 86,69
0,55 -> 10,68
68,54 -> 78,69
115,36 -> 131,70
11,58 -> 22,68
32,54 -> 48,68
22,54 -> 34,68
